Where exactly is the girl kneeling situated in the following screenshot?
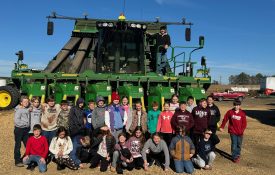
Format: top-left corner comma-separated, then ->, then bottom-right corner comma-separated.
111,133 -> 134,174
49,126 -> 78,170
89,125 -> 116,172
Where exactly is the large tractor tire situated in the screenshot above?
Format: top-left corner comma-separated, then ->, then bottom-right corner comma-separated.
0,86 -> 20,110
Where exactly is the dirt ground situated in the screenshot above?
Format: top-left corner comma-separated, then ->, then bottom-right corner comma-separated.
0,97 -> 275,175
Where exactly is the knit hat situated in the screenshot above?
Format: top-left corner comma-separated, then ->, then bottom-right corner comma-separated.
111,92 -> 120,101
96,96 -> 105,103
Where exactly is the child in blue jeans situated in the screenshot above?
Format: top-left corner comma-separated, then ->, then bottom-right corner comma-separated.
169,126 -> 195,174
23,124 -> 48,172
220,100 -> 247,163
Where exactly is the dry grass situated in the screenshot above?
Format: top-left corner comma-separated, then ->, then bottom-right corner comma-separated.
1,98 -> 275,175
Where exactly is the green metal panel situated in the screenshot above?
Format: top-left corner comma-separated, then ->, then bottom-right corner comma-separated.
148,85 -> 175,110
118,83 -> 144,98
85,82 -> 112,104
118,83 -> 144,108
52,83 -> 81,104
74,20 -> 98,33
11,70 -> 211,85
21,82 -> 46,96
178,87 -> 206,102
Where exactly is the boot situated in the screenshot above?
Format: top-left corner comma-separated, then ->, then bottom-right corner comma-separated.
57,164 -> 65,171
26,162 -> 36,171
116,163 -> 123,174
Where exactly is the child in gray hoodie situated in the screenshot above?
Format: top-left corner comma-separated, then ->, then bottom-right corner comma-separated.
29,97 -> 41,135
14,96 -> 30,167
91,96 -> 107,135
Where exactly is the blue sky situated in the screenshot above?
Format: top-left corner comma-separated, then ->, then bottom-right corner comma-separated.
0,0 -> 275,84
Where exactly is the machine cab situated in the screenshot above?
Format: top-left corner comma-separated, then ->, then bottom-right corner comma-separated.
96,24 -> 145,74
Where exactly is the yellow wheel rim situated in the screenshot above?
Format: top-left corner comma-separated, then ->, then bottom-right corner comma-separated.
0,90 -> 12,108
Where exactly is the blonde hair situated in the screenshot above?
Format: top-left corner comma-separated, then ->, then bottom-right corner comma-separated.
31,96 -> 40,103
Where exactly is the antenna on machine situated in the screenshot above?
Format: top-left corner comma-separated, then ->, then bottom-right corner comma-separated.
123,0 -> 126,15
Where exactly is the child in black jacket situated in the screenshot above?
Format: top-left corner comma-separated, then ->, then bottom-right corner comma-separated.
89,125 -> 116,172
76,136 -> 94,165
192,129 -> 219,170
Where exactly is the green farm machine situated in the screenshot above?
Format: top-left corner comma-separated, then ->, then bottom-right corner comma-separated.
0,13 -> 211,110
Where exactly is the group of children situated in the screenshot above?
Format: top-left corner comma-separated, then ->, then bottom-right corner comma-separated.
13,92 -> 247,174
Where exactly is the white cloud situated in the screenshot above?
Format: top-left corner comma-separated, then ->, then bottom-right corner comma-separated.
210,63 -> 274,75
0,59 -> 47,77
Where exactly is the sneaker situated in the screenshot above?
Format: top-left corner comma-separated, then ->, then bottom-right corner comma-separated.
15,163 -> 24,167
154,161 -> 165,170
116,166 -> 123,174
110,166 -> 116,172
154,160 -> 161,167
46,155 -> 52,164
148,160 -> 154,167
203,165 -> 212,170
233,156 -> 240,163
26,163 -> 36,171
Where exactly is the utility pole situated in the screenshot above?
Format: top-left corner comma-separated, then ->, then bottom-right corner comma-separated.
219,76 -> 222,85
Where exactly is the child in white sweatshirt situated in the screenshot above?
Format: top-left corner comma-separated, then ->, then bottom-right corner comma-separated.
49,126 -> 78,170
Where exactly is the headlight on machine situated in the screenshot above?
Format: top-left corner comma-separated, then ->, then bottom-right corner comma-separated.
130,23 -> 136,28
97,22 -> 114,28
170,88 -> 175,93
97,22 -> 102,27
142,24 -> 147,30
102,22 -> 108,27
74,86 -> 79,91
136,24 -> 141,28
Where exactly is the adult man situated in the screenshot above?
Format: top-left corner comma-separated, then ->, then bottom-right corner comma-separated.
149,26 -> 171,74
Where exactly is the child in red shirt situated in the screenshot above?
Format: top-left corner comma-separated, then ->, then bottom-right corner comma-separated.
23,124 -> 48,172
157,102 -> 174,145
220,100 -> 247,163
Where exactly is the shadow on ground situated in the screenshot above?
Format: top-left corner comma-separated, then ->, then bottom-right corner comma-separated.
216,148 -> 232,161
266,103 -> 275,106
245,110 -> 275,126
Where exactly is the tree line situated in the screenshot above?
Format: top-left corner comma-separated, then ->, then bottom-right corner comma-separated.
212,72 -> 275,85
228,72 -> 275,85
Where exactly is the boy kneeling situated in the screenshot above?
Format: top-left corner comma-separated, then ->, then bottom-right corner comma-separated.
23,124 -> 48,173
192,129 -> 216,170
169,126 -> 195,174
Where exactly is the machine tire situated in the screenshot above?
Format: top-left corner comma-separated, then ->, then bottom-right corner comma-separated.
0,86 -> 20,110
217,96 -> 223,102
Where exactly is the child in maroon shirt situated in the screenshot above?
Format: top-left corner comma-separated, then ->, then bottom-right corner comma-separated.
23,124 -> 48,172
171,101 -> 194,135
220,100 -> 247,163
191,99 -> 211,150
